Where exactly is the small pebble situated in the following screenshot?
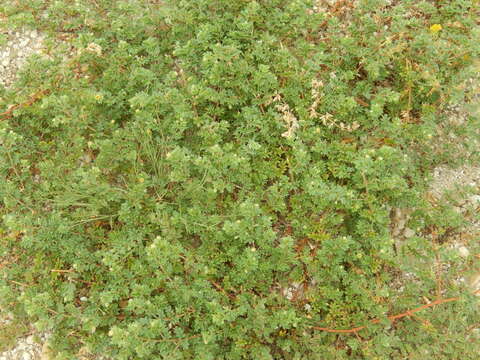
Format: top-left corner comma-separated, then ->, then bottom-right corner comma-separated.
26,335 -> 34,345
458,246 -> 470,258
469,195 -> 480,203
403,228 -> 415,238
453,206 -> 463,214
469,273 -> 480,294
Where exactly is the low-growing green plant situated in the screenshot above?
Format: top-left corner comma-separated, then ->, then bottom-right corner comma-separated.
1,0 -> 479,359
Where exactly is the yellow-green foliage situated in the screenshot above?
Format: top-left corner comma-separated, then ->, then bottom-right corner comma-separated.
1,1 -> 479,359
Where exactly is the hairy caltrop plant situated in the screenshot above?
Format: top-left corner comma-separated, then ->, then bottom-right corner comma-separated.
0,0 -> 479,359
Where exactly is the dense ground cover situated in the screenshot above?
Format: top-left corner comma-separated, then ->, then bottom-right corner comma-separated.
1,1 -> 479,359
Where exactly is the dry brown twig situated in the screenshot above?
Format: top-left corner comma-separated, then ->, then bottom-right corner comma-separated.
0,89 -> 50,121
311,289 -> 480,334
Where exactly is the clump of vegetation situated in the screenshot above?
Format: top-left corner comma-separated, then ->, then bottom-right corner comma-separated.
1,1 -> 479,359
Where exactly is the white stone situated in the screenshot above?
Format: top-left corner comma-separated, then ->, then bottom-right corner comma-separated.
469,273 -> 480,294
403,228 -> 415,238
469,195 -> 480,203
453,206 -> 463,214
458,246 -> 470,258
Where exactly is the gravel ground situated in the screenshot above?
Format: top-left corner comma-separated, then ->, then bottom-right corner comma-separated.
0,28 -> 46,89
0,334 -> 47,360
1,22 -> 479,360
0,26 -> 51,360
428,163 -> 480,295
